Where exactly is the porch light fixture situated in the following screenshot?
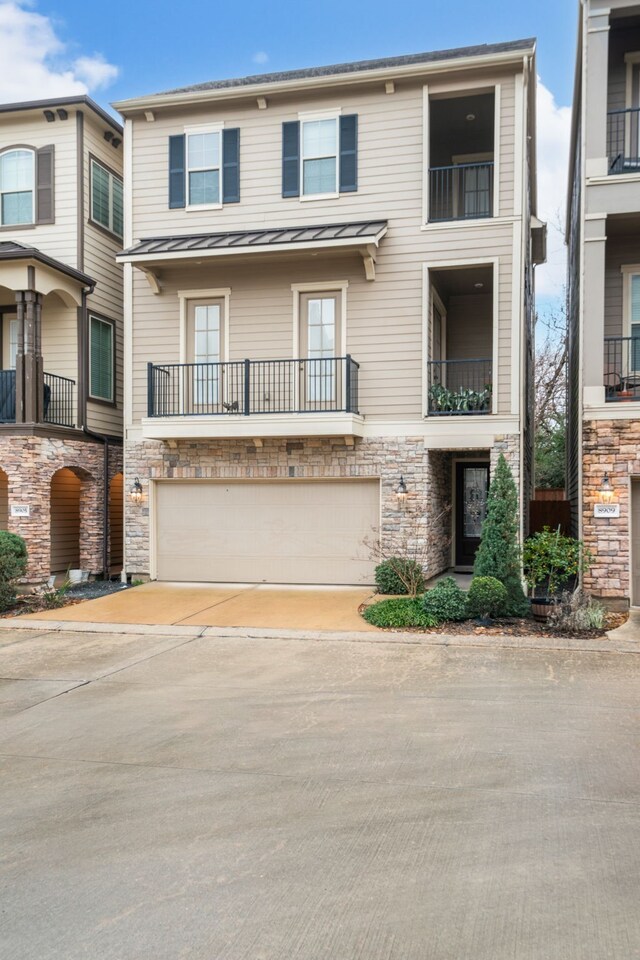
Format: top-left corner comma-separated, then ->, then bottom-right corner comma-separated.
130,477 -> 143,504
599,473 -> 614,504
396,475 -> 408,503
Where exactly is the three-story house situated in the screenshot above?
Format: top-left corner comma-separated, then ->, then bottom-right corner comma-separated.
567,0 -> 640,607
115,39 -> 544,586
0,96 -> 124,584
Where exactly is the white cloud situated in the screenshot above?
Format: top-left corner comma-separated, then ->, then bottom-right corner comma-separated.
535,79 -> 572,307
252,51 -> 269,65
0,1 -> 119,102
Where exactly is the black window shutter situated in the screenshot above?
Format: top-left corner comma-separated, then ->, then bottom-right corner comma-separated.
222,128 -> 240,203
339,115 -> 358,193
282,121 -> 300,198
168,135 -> 186,209
36,145 -> 55,223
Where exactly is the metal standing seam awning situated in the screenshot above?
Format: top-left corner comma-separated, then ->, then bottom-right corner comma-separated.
116,220 -> 388,291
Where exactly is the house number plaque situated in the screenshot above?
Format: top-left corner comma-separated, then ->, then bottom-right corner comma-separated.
10,505 -> 30,518
593,503 -> 620,518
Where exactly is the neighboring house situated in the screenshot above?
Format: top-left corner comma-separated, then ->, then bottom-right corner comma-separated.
567,0 -> 640,607
114,39 -> 544,586
0,97 -> 124,583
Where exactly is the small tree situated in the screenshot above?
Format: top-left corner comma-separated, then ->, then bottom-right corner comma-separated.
0,531 -> 28,612
473,455 -> 528,616
364,504 -> 451,598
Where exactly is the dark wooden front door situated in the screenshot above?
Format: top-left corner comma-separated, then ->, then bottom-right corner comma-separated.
455,462 -> 490,567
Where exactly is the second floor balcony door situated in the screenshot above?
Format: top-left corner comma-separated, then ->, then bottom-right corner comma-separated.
300,292 -> 341,411
188,299 -> 224,411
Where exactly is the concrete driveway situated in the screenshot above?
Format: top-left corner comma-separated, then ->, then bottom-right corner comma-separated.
0,627 -> 638,959
20,581 -> 378,630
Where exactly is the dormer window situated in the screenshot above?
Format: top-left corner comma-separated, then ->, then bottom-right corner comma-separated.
0,149 -> 35,226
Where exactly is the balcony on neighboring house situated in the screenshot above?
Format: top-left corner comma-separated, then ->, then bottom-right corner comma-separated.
427,264 -> 494,416
604,336 -> 640,401
428,91 -> 495,222
144,356 -> 363,440
607,107 -> 640,174
0,369 -> 75,427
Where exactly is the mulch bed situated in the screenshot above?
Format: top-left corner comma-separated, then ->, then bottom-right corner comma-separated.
1,580 -> 130,619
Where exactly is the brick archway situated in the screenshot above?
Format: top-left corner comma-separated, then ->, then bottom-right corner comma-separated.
49,465 -> 101,576
109,472 -> 123,570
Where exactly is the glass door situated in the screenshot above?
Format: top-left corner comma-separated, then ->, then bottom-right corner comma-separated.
455,462 -> 489,567
187,299 -> 224,413
299,292 -> 341,411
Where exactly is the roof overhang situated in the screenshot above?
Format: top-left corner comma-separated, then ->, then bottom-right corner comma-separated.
0,245 -> 95,305
113,44 -> 535,116
117,221 -> 388,289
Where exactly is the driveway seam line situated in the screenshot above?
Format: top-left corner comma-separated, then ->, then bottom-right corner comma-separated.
0,750 -> 637,808
172,585 -> 261,625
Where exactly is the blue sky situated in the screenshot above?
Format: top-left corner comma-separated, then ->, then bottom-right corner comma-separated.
56,0 -> 578,107
0,0 -> 576,313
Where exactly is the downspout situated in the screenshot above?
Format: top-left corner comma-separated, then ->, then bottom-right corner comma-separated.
83,426 -> 121,581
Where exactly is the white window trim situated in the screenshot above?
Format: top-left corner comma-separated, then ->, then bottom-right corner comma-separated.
621,264 -> 640,339
90,158 -> 123,237
0,147 -> 35,227
184,123 -> 224,212
421,259 -> 499,418
178,288 -> 231,364
422,81 -> 502,225
291,281 -> 348,359
88,314 -> 115,403
298,110 -> 341,202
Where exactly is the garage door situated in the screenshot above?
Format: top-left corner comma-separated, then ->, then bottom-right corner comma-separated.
154,479 -> 379,585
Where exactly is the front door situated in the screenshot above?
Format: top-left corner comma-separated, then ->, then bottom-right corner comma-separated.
455,461 -> 489,568
299,291 -> 341,410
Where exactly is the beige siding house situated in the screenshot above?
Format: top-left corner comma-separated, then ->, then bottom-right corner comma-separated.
567,0 -> 640,606
0,96 -> 124,582
115,39 -> 543,585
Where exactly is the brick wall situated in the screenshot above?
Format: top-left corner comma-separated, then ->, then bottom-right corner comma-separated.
582,418 -> 640,602
0,434 -> 123,582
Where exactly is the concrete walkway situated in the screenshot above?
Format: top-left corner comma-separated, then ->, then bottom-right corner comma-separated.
19,581 -> 379,631
0,627 -> 638,959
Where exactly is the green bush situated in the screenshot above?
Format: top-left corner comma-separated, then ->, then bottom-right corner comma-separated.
422,576 -> 468,622
0,581 -> 16,612
362,597 -> 438,629
523,527 -> 593,597
466,576 -> 508,619
0,531 -> 28,582
473,454 -> 529,616
374,558 -> 425,596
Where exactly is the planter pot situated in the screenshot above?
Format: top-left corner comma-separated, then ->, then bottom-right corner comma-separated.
68,569 -> 83,585
47,575 -> 56,589
530,597 -> 558,622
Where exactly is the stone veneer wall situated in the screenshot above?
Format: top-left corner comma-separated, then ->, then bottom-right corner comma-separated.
124,434 -> 521,581
582,419 -> 640,602
0,435 -> 123,583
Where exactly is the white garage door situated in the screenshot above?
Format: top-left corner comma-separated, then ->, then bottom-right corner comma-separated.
154,479 -> 379,585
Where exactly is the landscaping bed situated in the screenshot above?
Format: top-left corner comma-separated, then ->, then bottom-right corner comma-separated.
1,579 -> 131,619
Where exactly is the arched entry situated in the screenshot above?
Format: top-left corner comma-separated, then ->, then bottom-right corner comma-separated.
0,468 -> 8,529
50,468 -> 82,573
109,472 -> 123,570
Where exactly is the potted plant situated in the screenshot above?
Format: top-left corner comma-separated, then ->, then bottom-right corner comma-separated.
522,526 -> 593,620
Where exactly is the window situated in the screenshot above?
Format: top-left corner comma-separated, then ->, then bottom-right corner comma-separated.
628,273 -> 640,372
186,129 -> 221,207
301,117 -> 338,196
90,159 -> 123,236
0,149 -> 35,225
89,315 -> 114,402
8,319 -> 17,369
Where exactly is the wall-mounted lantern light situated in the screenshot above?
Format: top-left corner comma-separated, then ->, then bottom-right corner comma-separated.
599,472 -> 614,504
130,477 -> 143,504
396,475 -> 408,504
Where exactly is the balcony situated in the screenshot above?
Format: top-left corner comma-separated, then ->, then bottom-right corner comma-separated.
604,336 -> 640,401
607,108 -> 640,175
429,162 -> 494,223
143,356 -> 364,440
0,369 -> 75,427
427,359 -> 493,416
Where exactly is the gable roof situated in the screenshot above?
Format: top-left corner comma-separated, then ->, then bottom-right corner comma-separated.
114,38 -> 536,112
0,241 -> 96,290
0,96 -> 122,134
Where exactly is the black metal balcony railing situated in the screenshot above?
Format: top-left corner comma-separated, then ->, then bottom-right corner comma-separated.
44,372 -> 75,426
427,359 -> 493,415
604,336 -> 640,401
147,356 -> 360,418
608,108 -> 640,174
0,369 -> 75,427
429,161 -> 494,222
